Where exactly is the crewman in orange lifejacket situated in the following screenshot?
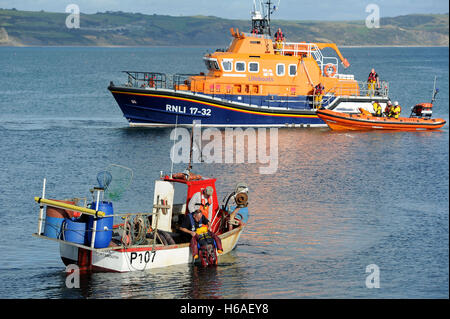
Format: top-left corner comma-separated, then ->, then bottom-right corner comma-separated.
384,100 -> 393,117
187,186 -> 214,220
314,83 -> 325,109
148,75 -> 156,88
367,68 -> 380,96
274,28 -> 284,55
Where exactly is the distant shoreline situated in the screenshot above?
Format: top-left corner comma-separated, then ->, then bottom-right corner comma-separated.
1,44 -> 448,48
1,9 -> 448,48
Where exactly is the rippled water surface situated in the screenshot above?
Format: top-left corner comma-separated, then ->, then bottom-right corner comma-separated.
0,46 -> 448,298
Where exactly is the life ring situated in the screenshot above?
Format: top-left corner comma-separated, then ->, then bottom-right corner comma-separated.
323,64 -> 337,77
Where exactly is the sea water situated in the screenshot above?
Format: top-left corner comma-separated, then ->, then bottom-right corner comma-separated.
0,46 -> 448,298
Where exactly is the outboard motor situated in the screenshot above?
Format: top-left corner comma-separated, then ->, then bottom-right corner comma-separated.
411,78 -> 439,118
410,103 -> 433,118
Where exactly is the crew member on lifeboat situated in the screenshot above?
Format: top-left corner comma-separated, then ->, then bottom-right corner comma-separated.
390,101 -> 401,119
314,83 -> 325,109
372,101 -> 382,117
367,68 -> 380,97
384,100 -> 393,117
274,28 -> 284,55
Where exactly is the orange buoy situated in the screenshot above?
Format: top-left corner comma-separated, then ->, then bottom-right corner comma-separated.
323,63 -> 337,77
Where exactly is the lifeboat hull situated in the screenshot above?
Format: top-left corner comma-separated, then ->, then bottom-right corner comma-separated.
108,85 -> 325,127
317,109 -> 446,131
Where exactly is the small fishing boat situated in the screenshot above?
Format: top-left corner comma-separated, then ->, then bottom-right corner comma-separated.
32,170 -> 249,272
316,108 -> 446,131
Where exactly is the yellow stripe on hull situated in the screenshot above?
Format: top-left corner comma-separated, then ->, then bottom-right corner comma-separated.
111,90 -> 318,119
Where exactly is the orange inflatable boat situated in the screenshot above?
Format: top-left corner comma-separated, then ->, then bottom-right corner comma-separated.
316,109 -> 446,131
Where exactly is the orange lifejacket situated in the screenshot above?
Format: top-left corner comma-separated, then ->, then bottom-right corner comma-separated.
275,31 -> 284,42
199,195 -> 212,219
368,72 -> 378,83
149,77 -> 155,87
315,84 -> 324,95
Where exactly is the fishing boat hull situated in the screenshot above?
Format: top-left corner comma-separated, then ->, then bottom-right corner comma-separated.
317,109 -> 446,131
59,225 -> 245,273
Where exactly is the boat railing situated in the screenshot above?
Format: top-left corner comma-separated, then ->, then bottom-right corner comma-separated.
173,73 -> 207,92
34,194 -> 175,251
274,41 -> 320,57
118,72 -> 389,109
356,80 -> 390,97
242,32 -> 272,39
274,42 -> 341,76
309,80 -> 390,109
123,71 -> 167,89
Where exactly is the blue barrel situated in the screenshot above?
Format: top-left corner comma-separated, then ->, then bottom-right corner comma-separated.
43,215 -> 64,239
61,218 -> 86,245
86,201 -> 114,248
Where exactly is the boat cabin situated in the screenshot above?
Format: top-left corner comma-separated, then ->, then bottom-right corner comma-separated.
174,28 -> 360,98
153,174 -> 222,235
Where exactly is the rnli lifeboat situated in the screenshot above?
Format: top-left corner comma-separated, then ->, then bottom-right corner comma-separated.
108,1 -> 392,127
316,108 -> 446,131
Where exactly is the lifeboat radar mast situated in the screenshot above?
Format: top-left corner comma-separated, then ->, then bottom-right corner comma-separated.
251,0 -> 280,36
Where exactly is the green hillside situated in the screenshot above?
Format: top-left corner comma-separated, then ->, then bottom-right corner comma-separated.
0,8 -> 448,46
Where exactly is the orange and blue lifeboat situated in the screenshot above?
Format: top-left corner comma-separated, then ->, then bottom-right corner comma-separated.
108,7 -> 392,127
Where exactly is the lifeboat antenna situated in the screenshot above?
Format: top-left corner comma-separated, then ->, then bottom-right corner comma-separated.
431,76 -> 439,104
251,0 -> 280,36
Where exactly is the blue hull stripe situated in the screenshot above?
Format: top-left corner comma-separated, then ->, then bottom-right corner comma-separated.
109,87 -> 326,126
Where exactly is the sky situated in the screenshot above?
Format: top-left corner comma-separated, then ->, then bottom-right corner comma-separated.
0,0 -> 448,20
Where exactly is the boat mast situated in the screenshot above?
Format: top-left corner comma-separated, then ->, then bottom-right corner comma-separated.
252,0 -> 278,36
266,0 -> 272,36
431,76 -> 438,104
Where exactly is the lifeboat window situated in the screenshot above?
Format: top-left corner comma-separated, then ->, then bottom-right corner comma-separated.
289,64 -> 297,76
204,58 -> 220,71
236,61 -> 246,72
276,64 -> 285,76
249,62 -> 259,73
222,59 -> 233,72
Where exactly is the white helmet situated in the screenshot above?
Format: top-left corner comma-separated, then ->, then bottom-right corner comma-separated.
371,101 -> 375,104
394,101 -> 399,106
